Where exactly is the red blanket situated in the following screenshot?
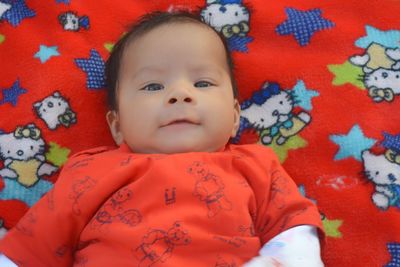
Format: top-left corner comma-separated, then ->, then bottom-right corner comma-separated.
0,1 -> 399,266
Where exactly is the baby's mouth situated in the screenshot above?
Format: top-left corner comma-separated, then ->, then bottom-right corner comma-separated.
161,119 -> 200,128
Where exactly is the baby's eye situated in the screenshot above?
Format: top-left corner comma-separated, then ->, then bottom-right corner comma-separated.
194,81 -> 213,88
141,83 -> 164,91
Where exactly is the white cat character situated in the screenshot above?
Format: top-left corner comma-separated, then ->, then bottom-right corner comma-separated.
33,91 -> 77,130
362,150 -> 400,210
234,82 -> 311,145
201,0 -> 252,52
350,43 -> 400,102
0,124 -> 58,187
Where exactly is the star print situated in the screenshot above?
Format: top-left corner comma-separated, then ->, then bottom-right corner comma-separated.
268,135 -> 307,163
1,0 -> 36,27
74,49 -> 106,90
0,1 -> 11,18
0,34 -> 5,44
322,217 -> 343,238
34,45 -> 60,63
45,142 -> 71,167
0,178 -> 53,207
385,243 -> 400,267
276,7 -> 334,46
328,61 -> 365,89
382,132 -> 400,153
292,80 -> 319,111
0,79 -> 28,107
56,0 -> 70,4
329,124 -> 376,161
356,25 -> 400,49
104,42 -> 114,52
227,35 -> 253,53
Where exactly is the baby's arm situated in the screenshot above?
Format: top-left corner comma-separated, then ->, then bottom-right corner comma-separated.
243,225 -> 323,267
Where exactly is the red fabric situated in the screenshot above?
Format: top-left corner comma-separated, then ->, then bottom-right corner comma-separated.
0,1 -> 399,266
0,143 -> 322,267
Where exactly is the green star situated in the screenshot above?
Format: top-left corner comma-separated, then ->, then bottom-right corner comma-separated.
104,42 -> 114,52
266,135 -> 307,163
327,61 -> 365,89
45,142 -> 71,167
0,34 -> 4,44
322,217 -> 343,238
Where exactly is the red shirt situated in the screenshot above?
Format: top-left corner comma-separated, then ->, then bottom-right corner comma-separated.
0,143 -> 323,267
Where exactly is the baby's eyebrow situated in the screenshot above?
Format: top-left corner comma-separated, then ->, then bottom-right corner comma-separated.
131,66 -> 165,80
190,65 -> 223,76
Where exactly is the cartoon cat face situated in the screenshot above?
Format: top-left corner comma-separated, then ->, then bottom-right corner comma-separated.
201,2 -> 249,32
240,91 -> 294,130
362,150 -> 400,186
0,130 -> 45,161
58,12 -> 80,31
34,91 -> 69,116
34,91 -> 73,129
364,68 -> 400,94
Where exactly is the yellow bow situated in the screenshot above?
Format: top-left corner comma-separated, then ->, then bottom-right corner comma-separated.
369,87 -> 394,102
385,149 -> 400,165
221,21 -> 249,38
14,125 -> 41,140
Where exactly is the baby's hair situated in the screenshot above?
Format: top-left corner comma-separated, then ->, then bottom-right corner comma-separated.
105,10 -> 238,110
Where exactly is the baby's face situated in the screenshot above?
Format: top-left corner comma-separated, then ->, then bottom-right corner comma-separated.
107,22 -> 240,154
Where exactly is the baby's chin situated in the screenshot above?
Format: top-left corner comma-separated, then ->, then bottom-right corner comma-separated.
128,141 -> 226,154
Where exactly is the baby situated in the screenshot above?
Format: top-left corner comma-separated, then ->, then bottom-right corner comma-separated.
0,11 -> 324,267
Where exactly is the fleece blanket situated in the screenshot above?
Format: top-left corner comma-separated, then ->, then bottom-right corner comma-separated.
0,0 -> 399,266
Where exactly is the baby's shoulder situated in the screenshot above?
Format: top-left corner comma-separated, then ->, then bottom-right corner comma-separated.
63,145 -> 120,169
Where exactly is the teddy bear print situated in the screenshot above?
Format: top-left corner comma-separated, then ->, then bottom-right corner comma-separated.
69,176 -> 97,215
187,161 -> 232,218
91,187 -> 142,230
350,43 -> 400,102
234,82 -> 311,145
133,221 -> 191,267
33,91 -> 77,130
0,124 -> 58,187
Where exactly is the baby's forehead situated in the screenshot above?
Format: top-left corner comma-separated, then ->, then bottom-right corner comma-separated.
121,22 -> 229,71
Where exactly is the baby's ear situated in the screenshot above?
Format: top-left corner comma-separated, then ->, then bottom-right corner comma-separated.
106,110 -> 124,145
231,99 -> 241,137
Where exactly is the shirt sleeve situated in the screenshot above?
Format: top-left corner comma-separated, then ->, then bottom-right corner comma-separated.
234,144 -> 324,245
0,150 -> 113,267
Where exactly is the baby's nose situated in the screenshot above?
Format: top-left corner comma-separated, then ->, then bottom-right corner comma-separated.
168,96 -> 192,104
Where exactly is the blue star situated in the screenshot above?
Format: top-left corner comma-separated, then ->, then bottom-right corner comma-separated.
0,79 -> 28,106
227,36 -> 253,53
34,45 -> 60,63
356,25 -> 400,49
56,0 -> 70,3
329,124 -> 376,161
385,243 -> 400,267
292,80 -> 319,111
276,7 -> 334,46
1,0 -> 36,27
0,178 -> 53,207
382,132 -> 400,153
74,49 -> 106,90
